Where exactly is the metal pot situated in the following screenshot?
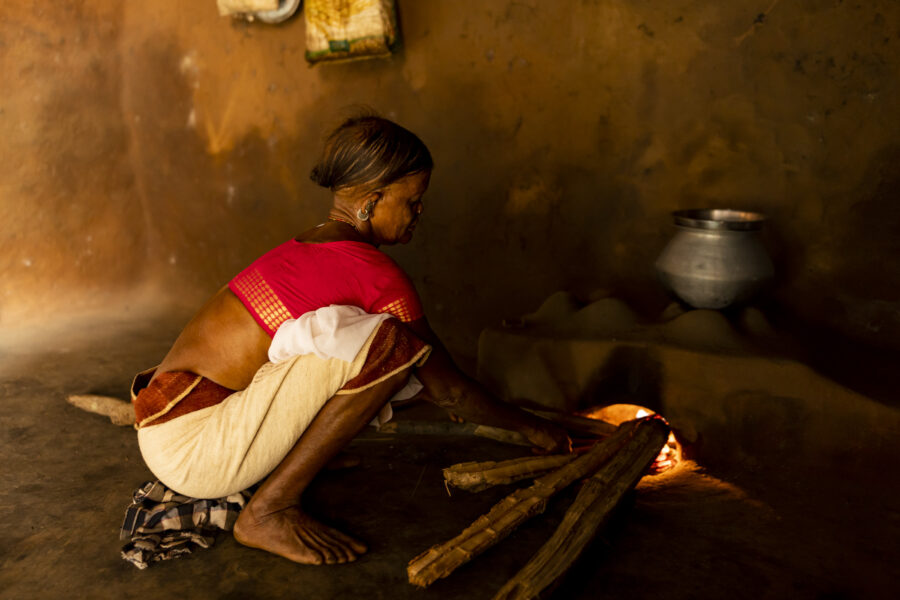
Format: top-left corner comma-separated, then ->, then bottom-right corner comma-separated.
655,209 -> 774,309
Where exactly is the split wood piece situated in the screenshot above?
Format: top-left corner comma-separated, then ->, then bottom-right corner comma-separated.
66,394 -> 135,426
492,417 -> 670,600
379,420 -> 531,446
443,455 -> 578,493
406,420 -> 639,588
525,408 -> 617,438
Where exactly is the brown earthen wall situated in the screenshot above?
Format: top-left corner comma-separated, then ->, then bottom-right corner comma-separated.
2,1 -> 898,355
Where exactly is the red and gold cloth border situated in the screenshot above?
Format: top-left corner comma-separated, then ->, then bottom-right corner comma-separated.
130,319 -> 431,429
338,319 -> 431,394
230,268 -> 294,334
377,297 -> 420,323
131,369 -> 235,429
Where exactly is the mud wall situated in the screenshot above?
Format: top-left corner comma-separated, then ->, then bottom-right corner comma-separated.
2,1 -> 898,356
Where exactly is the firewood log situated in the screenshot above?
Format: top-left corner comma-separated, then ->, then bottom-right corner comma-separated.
66,394 -> 134,426
443,455 -> 578,493
492,417 -> 670,600
406,420 -> 639,588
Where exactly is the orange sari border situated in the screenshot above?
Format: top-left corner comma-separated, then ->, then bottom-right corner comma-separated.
337,319 -> 431,394
129,319 -> 430,429
131,369 -> 235,429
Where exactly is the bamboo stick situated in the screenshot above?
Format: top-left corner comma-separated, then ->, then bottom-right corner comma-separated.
492,417 -> 670,600
406,420 -> 639,588
473,425 -> 532,447
378,420 -> 532,446
443,454 -> 578,493
524,408 -> 617,437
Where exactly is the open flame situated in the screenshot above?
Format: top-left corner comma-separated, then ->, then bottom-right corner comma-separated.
576,403 -> 682,474
649,429 -> 681,474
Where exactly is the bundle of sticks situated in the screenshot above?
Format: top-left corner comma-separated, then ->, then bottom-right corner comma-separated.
407,415 -> 670,599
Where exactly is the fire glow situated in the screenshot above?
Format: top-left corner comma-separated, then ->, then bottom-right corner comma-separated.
578,404 -> 682,474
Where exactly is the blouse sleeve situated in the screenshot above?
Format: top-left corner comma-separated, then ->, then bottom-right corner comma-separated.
374,272 -> 425,323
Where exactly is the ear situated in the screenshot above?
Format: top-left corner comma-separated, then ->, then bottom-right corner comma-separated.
363,190 -> 382,211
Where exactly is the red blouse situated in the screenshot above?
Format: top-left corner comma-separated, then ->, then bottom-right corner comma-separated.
228,240 -> 424,336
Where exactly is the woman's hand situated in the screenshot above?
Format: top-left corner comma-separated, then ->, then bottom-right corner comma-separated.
525,424 -> 573,454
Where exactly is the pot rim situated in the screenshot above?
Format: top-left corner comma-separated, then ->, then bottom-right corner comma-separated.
672,208 -> 766,231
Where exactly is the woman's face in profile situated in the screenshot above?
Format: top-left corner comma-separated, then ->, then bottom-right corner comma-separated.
369,171 -> 431,245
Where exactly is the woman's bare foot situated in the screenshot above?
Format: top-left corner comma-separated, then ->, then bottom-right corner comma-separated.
234,504 -> 367,565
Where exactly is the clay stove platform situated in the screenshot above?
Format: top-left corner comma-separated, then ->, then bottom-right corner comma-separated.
0,309 -> 897,599
479,293 -> 900,472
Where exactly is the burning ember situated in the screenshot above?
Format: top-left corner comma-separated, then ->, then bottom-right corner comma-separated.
577,404 -> 682,474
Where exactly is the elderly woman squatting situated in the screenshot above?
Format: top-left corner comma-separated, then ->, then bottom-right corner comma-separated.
130,116 -> 571,566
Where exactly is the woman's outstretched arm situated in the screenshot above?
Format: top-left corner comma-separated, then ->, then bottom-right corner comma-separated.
405,317 -> 572,454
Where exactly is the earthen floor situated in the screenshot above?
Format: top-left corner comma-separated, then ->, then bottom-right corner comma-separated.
1,313 -> 896,599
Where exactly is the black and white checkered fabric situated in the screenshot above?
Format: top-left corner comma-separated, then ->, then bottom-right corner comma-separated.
120,480 -> 251,569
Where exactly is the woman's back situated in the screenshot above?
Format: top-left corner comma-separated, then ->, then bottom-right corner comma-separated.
152,223 -> 422,391
153,287 -> 271,391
